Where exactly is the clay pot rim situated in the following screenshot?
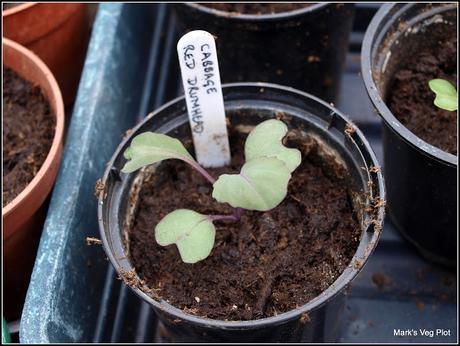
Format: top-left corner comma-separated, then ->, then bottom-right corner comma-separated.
186,2 -> 329,21
2,38 -> 65,221
2,3 -> 87,20
2,2 -> 37,16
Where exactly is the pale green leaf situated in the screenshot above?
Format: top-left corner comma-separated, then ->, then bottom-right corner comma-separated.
428,79 -> 458,111
155,209 -> 215,264
121,132 -> 195,173
429,79 -> 457,96
245,119 -> 301,172
212,157 -> 291,211
433,95 -> 458,112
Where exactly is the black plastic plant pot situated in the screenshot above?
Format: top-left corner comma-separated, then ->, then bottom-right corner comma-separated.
173,3 -> 354,103
98,83 -> 385,342
361,3 -> 457,267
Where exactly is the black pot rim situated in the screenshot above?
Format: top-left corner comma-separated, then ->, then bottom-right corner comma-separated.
361,3 -> 457,167
98,82 -> 385,329
183,2 -> 329,21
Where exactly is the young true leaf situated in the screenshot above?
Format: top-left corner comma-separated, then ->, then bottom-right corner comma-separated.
428,79 -> 458,111
121,132 -> 195,173
245,119 -> 301,172
212,157 -> 291,211
155,209 -> 216,264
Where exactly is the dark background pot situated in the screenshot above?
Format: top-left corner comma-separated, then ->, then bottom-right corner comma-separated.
173,3 -> 354,103
98,83 -> 384,342
361,3 -> 457,267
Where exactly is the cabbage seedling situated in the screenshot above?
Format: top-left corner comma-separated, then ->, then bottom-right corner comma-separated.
428,79 -> 458,111
122,119 -> 301,263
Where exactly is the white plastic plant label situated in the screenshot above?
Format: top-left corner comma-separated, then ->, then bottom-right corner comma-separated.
177,30 -> 231,168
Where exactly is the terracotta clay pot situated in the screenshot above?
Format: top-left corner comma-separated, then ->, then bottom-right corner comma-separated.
3,3 -> 91,105
3,38 -> 65,321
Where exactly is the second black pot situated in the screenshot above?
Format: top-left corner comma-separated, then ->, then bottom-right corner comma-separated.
173,3 -> 354,103
361,3 -> 457,267
98,83 -> 385,342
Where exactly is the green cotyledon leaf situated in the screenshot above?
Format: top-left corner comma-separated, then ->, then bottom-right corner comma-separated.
155,209 -> 216,263
212,157 -> 291,211
428,79 -> 458,112
121,132 -> 196,173
245,119 -> 301,172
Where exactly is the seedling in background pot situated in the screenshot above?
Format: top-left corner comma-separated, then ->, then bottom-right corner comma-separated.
122,119 -> 301,263
428,78 -> 458,111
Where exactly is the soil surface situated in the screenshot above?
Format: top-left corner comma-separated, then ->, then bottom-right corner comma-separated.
3,67 -> 55,206
387,27 -> 457,155
128,128 -> 361,321
200,3 -> 312,15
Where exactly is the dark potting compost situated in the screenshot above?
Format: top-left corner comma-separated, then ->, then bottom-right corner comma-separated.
2,67 -> 55,206
128,128 -> 361,321
200,3 -> 313,15
387,28 -> 457,155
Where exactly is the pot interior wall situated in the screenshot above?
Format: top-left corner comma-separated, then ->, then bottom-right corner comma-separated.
370,4 -> 457,99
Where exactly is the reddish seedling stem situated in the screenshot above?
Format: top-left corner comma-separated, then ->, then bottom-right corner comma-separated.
189,162 -> 245,222
208,214 -> 239,222
186,160 -> 217,184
